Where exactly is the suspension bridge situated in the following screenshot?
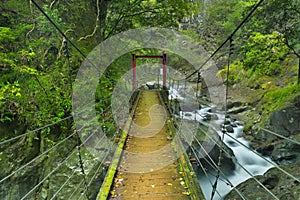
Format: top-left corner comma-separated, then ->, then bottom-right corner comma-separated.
97,90 -> 204,200
1,0 -> 300,199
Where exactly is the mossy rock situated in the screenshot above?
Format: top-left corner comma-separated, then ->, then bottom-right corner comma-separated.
225,164 -> 300,200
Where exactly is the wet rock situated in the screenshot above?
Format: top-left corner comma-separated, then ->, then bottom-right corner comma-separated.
269,106 -> 300,137
199,143 -> 236,176
180,103 -> 199,112
227,140 -> 238,147
227,106 -> 249,114
227,101 -> 243,110
262,176 -> 279,189
224,119 -> 231,125
270,140 -> 300,165
249,104 -> 300,162
209,114 -> 219,120
197,137 -> 236,176
184,113 -> 193,117
225,125 -> 234,133
295,95 -> 300,108
146,84 -> 154,90
256,144 -> 274,156
226,101 -> 300,199
203,113 -> 218,121
225,164 -> 300,200
235,121 -> 244,126
230,122 -> 237,127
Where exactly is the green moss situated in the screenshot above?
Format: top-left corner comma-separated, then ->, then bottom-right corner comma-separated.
244,84 -> 300,131
261,84 -> 300,113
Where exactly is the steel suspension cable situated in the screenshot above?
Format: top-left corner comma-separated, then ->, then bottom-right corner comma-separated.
178,122 -> 232,182
73,119 -> 116,199
183,127 -> 253,200
21,122 -> 114,200
51,128 -> 116,200
211,36 -> 233,200
1,112 -> 106,185
223,132 -> 300,183
191,145 -> 247,200
179,123 -> 247,200
185,0 -> 265,80
189,140 -> 227,186
68,175 -> 86,199
77,136 -> 90,199
77,145 -> 113,200
67,134 -> 116,199
189,139 -> 246,199
236,160 -> 279,199
169,87 -> 246,198
197,126 -> 279,199
20,145 -> 79,200
50,166 -> 79,200
60,37 -> 73,89
30,0 -> 87,59
73,130 -> 120,199
0,98 -> 112,145
68,149 -> 112,199
0,115 -> 72,145
189,146 -> 223,199
0,129 -> 77,184
257,126 -> 300,146
0,102 -> 117,184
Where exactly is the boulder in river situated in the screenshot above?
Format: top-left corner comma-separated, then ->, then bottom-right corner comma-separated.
249,105 -> 300,165
225,125 -> 234,133
224,163 -> 300,200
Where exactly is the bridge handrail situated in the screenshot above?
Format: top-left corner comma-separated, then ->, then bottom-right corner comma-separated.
96,90 -> 141,200
159,90 -> 205,200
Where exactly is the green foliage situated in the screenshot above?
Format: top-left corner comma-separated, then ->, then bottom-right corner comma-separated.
36,5 -> 63,36
0,27 -> 15,45
262,84 -> 300,109
0,0 -> 295,149
199,0 -> 256,47
249,0 -> 300,46
257,84 -> 300,124
241,31 -> 289,76
217,60 -> 246,84
218,31 -> 291,85
0,1 -> 74,142
103,0 -> 197,39
0,82 -> 22,122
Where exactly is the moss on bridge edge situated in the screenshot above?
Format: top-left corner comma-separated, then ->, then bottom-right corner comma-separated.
96,91 -> 141,200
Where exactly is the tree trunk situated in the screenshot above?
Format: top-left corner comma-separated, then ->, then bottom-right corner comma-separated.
97,0 -> 109,43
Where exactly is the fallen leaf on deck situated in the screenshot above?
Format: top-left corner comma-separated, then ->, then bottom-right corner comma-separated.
182,191 -> 190,195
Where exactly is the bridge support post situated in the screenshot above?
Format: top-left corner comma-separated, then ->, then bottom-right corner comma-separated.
132,52 -> 137,89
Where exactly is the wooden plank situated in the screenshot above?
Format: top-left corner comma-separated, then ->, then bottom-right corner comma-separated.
96,91 -> 141,200
97,90 -> 205,200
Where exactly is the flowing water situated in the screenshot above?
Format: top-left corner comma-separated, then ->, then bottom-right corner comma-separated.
167,85 -> 275,199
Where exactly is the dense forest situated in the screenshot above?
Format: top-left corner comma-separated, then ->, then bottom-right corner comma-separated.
0,0 -> 299,199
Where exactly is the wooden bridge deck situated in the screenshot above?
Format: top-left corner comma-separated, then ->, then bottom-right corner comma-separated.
97,90 -> 204,200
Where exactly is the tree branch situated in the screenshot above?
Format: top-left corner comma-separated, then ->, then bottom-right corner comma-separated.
284,38 -> 300,58
78,0 -> 100,41
25,23 -> 36,42
50,0 -> 59,9
58,29 -> 74,59
105,8 -> 159,39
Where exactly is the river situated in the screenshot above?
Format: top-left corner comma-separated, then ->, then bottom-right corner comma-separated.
168,84 -> 275,199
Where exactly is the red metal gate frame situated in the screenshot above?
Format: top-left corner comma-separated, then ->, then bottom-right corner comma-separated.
132,52 -> 167,89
